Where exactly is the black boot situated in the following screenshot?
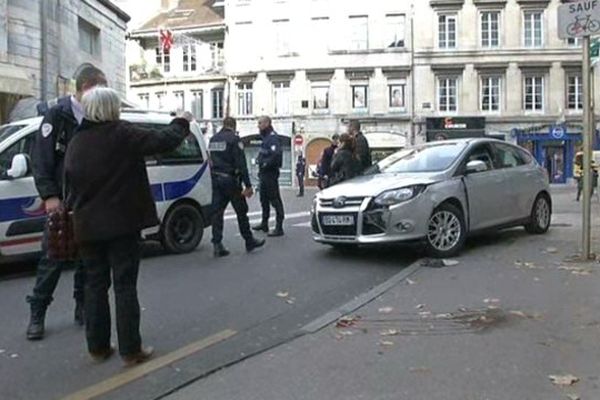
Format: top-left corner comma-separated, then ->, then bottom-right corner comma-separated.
268,225 -> 284,237
246,237 -> 266,252
252,223 -> 269,232
74,301 -> 85,326
213,243 -> 230,258
26,305 -> 46,341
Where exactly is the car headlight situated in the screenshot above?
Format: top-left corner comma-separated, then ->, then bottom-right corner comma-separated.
374,185 -> 426,207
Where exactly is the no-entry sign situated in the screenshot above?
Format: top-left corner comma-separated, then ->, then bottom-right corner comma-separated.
293,135 -> 304,146
558,0 -> 600,38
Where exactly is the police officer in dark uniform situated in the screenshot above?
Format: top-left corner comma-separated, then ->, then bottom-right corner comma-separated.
26,65 -> 107,340
252,116 -> 285,237
209,117 -> 265,257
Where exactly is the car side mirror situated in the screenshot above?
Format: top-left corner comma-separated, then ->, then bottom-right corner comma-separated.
465,160 -> 488,174
7,154 -> 29,179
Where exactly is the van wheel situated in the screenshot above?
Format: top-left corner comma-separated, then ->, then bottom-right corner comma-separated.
161,203 -> 204,254
525,194 -> 551,234
425,203 -> 466,258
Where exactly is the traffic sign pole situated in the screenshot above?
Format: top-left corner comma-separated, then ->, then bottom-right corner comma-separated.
583,35 -> 593,260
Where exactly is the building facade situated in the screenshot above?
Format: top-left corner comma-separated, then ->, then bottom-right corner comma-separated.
413,0 -> 600,184
127,0 -> 226,137
0,0 -> 130,123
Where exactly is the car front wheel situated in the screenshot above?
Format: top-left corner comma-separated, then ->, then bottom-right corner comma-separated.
525,194 -> 551,234
425,203 -> 466,258
161,203 -> 204,254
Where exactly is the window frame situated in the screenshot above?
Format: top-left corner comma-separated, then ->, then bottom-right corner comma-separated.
78,17 -> 100,57
191,90 -> 203,120
273,81 -> 291,116
437,76 -> 459,113
237,82 -> 254,116
137,123 -> 204,166
480,75 -> 502,113
173,91 -> 185,112
567,73 -> 583,111
312,84 -> 330,112
480,10 -> 500,48
438,13 -> 457,49
523,75 -> 544,112
351,85 -> 368,111
212,88 -> 224,119
385,14 -> 406,48
388,82 -> 407,111
155,48 -> 171,73
492,143 -> 527,169
182,45 -> 197,72
349,15 -> 369,51
523,10 -> 543,48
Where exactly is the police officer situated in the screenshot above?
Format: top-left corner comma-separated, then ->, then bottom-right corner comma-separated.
26,65 -> 107,340
209,117 -> 265,257
252,116 -> 285,237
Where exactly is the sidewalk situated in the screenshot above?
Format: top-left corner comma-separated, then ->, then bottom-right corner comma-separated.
168,188 -> 600,400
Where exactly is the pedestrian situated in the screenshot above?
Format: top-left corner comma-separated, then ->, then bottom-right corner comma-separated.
252,116 -> 285,237
347,120 -> 372,172
574,151 -> 583,201
329,133 -> 362,186
318,133 -> 339,189
209,117 -> 266,257
64,87 -> 190,365
296,152 -> 306,197
26,65 -> 107,341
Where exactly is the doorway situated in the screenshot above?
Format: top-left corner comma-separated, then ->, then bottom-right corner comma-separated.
543,144 -> 566,184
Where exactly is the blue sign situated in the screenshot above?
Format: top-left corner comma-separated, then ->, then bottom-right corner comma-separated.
551,125 -> 566,139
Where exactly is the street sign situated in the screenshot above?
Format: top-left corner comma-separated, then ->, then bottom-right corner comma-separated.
558,0 -> 600,39
293,134 -> 304,146
551,125 -> 566,139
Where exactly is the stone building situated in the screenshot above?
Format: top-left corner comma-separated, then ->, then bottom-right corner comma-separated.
0,0 -> 130,123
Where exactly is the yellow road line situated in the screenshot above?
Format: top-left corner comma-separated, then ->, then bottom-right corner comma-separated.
61,329 -> 237,400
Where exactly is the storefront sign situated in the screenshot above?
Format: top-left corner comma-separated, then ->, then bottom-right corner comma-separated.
426,117 -> 486,142
551,125 -> 566,139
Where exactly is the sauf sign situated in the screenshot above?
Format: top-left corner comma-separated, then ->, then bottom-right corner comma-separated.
558,0 -> 600,38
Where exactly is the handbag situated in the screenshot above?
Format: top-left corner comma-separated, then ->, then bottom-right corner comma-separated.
46,208 -> 77,261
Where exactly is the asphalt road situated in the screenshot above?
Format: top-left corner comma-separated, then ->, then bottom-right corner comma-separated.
0,187 -> 418,400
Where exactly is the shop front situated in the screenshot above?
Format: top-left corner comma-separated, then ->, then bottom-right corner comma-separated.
240,134 -> 292,187
426,117 -> 486,141
514,125 -> 599,184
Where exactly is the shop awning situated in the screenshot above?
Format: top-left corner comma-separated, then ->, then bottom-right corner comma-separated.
0,63 -> 34,96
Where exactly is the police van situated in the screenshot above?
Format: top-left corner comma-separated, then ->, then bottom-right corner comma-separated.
0,111 -> 212,261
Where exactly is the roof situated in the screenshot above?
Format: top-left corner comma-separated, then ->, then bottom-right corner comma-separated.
97,0 -> 131,23
135,0 -> 223,32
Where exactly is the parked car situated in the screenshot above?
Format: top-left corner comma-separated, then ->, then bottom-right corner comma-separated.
311,138 -> 551,257
0,111 -> 212,262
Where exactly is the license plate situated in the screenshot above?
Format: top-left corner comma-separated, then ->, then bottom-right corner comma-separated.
322,215 -> 355,226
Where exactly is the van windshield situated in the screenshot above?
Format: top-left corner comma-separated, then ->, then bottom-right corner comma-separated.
0,124 -> 27,144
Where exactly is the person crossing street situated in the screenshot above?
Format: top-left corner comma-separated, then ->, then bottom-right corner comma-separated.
209,117 -> 265,257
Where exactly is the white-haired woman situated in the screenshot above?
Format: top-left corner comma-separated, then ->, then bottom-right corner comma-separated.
64,87 -> 191,366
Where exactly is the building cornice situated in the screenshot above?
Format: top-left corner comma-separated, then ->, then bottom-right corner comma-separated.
429,0 -> 465,10
515,0 -> 550,8
130,23 -> 225,38
414,48 -> 581,59
130,75 -> 227,88
472,0 -> 507,8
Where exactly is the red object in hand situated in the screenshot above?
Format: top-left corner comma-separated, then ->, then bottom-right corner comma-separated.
46,210 -> 77,261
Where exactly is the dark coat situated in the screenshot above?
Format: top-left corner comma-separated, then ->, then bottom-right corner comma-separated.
209,128 -> 252,188
355,132 -> 372,172
257,128 -> 283,176
32,96 -> 79,200
319,144 -> 337,178
295,157 -> 306,177
64,118 -> 189,244
329,148 -> 362,186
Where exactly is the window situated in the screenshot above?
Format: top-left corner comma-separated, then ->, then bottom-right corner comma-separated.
352,85 -> 368,110
385,14 -> 405,48
523,76 -> 544,111
138,93 -> 150,109
312,85 -> 329,110
273,81 -> 290,115
389,83 -> 406,109
211,42 -> 224,69
155,48 -> 170,73
524,11 -> 543,48
466,145 -> 495,171
137,123 -> 204,165
191,90 -> 203,120
481,11 -> 500,48
312,17 -> 330,53
567,74 -> 583,111
493,144 -> 526,169
183,45 -> 197,72
349,16 -> 368,50
0,135 -> 33,178
174,91 -> 185,112
212,88 -> 224,119
237,83 -> 253,116
78,17 -> 100,56
156,92 -> 165,109
480,76 -> 501,112
438,77 -> 458,112
568,37 -> 582,47
273,20 -> 290,55
438,14 -> 457,49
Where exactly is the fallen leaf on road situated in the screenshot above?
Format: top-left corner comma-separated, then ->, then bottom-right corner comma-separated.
380,329 -> 399,336
406,278 -> 417,285
442,259 -> 459,267
484,298 -> 500,304
419,311 -> 432,317
435,313 -> 452,319
336,315 -> 360,328
567,395 -> 580,400
415,304 -> 426,310
10,354 -> 18,359
276,291 -> 289,298
338,330 -> 354,336
549,374 -> 580,386
509,310 -> 528,318
546,247 -> 558,254
379,340 -> 394,346
378,307 -> 394,314
285,297 -> 295,304
524,262 -> 536,268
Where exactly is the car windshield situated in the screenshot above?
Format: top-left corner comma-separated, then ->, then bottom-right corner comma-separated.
373,142 -> 467,173
0,124 -> 27,144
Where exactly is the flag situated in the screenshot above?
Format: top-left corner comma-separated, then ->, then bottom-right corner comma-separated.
159,29 -> 174,54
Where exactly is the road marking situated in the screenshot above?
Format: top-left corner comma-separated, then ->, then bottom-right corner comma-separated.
292,221 -> 311,228
225,211 -> 262,220
61,329 -> 236,400
249,211 -> 310,224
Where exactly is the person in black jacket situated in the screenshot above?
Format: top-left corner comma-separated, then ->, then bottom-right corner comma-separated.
252,116 -> 285,237
64,87 -> 189,366
26,65 -> 107,341
209,117 -> 265,257
318,133 -> 339,189
348,120 -> 372,172
329,133 -> 362,186
296,153 -> 306,197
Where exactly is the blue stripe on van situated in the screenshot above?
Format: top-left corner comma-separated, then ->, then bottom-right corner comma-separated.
0,196 -> 42,223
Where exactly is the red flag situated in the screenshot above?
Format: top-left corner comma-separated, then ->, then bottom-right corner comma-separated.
159,29 -> 173,54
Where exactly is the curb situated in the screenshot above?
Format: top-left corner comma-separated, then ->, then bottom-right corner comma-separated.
300,259 -> 423,334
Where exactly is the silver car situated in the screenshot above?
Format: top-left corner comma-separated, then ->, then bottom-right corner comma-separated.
311,138 -> 551,257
